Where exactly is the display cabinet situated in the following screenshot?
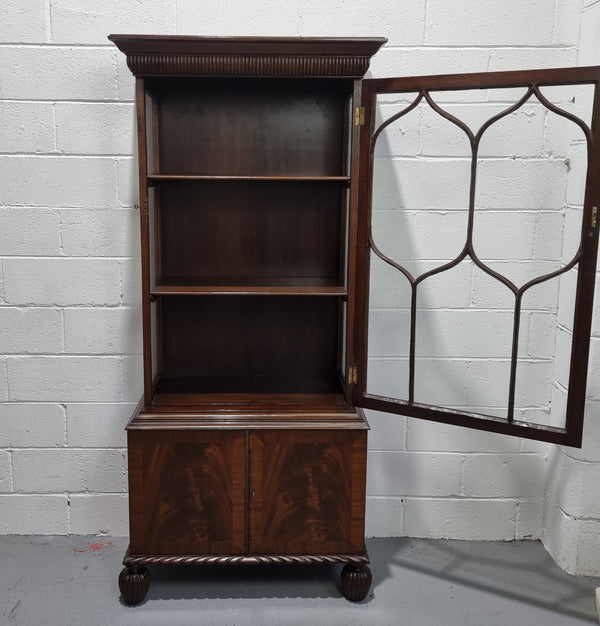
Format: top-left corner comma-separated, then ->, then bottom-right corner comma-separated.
109,35 -> 600,605
110,35 -> 384,605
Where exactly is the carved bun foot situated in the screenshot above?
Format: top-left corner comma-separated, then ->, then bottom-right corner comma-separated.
119,564 -> 150,605
341,564 -> 372,602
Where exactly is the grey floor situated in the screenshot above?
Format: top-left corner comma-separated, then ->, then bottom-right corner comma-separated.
1,536 -> 600,625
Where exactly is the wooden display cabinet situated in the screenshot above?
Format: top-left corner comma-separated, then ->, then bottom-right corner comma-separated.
110,35 -> 384,605
109,35 -> 600,605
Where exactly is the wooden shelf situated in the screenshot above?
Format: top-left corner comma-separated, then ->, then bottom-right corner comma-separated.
152,375 -> 343,403
151,277 -> 347,297
148,174 -> 350,184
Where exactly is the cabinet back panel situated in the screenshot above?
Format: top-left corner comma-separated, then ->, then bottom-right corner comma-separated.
161,295 -> 339,380
152,78 -> 348,176
160,181 -> 342,281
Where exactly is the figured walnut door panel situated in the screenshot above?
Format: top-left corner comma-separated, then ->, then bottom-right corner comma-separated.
249,430 -> 367,555
128,430 -> 246,555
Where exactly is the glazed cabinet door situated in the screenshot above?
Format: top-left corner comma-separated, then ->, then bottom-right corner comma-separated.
128,430 -> 246,555
248,430 -> 367,555
354,66 -> 600,446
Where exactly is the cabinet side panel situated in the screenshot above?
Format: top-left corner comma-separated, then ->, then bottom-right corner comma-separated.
249,429 -> 366,555
128,430 -> 246,555
135,78 -> 153,402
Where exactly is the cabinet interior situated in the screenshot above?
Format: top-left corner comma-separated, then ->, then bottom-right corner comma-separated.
143,77 -> 354,404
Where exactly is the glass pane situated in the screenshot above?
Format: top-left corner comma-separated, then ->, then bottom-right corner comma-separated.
359,69 -> 598,444
367,253 -> 410,400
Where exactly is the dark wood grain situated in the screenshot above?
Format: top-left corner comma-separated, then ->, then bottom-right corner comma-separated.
153,78 -> 347,176
128,430 -> 246,556
160,296 -> 339,383
119,565 -> 150,606
341,564 -> 372,602
365,65 -> 600,93
108,35 -> 387,56
158,181 -> 343,283
148,175 -> 350,182
249,429 -> 367,554
345,78 -> 363,405
564,78 -> 600,447
108,35 -> 386,78
134,78 -> 153,403
151,283 -> 347,296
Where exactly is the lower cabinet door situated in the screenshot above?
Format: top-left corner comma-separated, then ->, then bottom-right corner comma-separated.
249,429 -> 367,555
128,430 -> 246,555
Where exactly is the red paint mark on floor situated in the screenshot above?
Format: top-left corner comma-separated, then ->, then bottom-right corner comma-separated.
89,541 -> 112,551
73,541 -> 113,553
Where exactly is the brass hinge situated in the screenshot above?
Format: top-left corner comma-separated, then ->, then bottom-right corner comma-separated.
354,106 -> 365,126
348,366 -> 358,385
592,206 -> 598,229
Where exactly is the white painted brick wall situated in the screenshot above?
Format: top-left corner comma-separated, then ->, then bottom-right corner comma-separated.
69,493 -> 129,535
0,156 -> 118,207
540,0 -> 600,577
0,404 -> 66,448
55,103 -> 135,155
1,208 -> 61,256
0,495 -> 69,534
3,259 -> 122,306
426,0 -> 557,47
0,102 -> 55,153
404,498 -> 517,540
0,1 -> 47,43
0,0 -> 598,572
12,448 -> 127,493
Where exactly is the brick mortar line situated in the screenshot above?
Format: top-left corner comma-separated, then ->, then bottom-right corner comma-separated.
9,447 -> 127,451
370,450 -> 543,456
552,0 -> 561,45
0,305 -> 137,309
369,307 -> 562,312
0,154 -> 133,159
1,208 -> 136,212
0,43 -> 119,49
398,496 -> 529,501
0,304 -> 139,309
0,255 -> 135,260
366,355 -> 555,361
4,492 -> 128,496
0,493 -> 126,496
0,400 -> 137,404
8,449 -> 14,492
3,353 -> 141,357
377,155 -> 573,162
380,45 -> 577,52
0,99 -> 133,104
5,354 -> 131,359
0,152 -> 134,157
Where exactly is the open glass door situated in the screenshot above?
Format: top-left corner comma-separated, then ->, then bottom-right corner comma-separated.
353,67 -> 600,446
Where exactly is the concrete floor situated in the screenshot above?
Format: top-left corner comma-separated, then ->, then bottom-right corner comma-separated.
1,536 -> 599,625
